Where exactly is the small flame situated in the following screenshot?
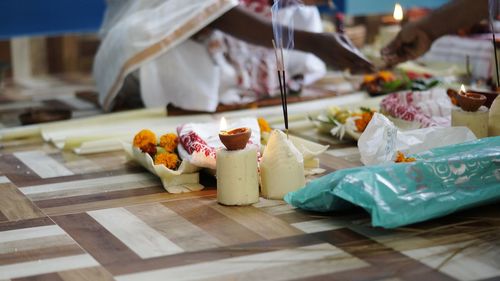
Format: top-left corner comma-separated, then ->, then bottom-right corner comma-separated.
393,3 -> 403,22
220,117 -> 228,131
460,84 -> 466,93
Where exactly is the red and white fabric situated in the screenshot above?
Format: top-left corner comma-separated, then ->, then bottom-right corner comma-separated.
380,88 -> 452,128
177,118 -> 260,169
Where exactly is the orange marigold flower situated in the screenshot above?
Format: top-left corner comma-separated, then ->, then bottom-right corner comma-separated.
354,112 -> 374,132
378,71 -> 395,82
142,143 -> 157,156
395,151 -> 416,163
159,133 -> 178,152
258,117 -> 272,133
363,74 -> 377,84
154,152 -> 179,170
133,129 -> 157,153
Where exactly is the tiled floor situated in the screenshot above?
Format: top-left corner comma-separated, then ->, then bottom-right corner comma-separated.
0,76 -> 499,280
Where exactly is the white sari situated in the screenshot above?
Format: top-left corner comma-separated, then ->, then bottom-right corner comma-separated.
94,0 -> 325,112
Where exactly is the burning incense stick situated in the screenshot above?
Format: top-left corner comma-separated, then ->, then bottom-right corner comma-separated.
280,42 -> 289,135
272,39 -> 289,135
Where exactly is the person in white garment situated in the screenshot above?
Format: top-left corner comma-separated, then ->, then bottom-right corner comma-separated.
94,0 -> 373,112
382,0 -> 489,65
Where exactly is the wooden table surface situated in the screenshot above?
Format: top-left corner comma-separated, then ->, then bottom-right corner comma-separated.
0,77 -> 499,281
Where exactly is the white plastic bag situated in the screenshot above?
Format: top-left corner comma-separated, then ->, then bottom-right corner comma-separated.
358,113 -> 477,165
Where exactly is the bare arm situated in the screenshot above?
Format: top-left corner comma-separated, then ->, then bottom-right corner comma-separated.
210,6 -> 373,72
420,0 -> 488,41
382,0 -> 489,65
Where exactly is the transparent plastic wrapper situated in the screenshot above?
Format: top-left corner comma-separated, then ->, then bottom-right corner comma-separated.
358,113 -> 476,166
285,137 -> 500,229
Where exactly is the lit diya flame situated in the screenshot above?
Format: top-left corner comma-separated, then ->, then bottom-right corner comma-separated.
218,117 -> 251,150
460,84 -> 466,94
219,117 -> 228,132
393,3 -> 403,22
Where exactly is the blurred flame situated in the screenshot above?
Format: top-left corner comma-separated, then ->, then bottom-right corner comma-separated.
220,117 -> 228,131
460,84 -> 466,93
393,3 -> 403,21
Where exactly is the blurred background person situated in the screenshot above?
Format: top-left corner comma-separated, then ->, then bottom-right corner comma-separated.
381,0 -> 489,66
93,0 -> 373,112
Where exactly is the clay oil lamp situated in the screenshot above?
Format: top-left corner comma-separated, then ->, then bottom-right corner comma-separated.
218,117 -> 251,150
457,84 -> 487,112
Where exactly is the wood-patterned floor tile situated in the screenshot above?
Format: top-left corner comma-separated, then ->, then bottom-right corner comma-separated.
0,234 -> 74,255
114,243 -> 360,281
0,154 -> 41,185
12,272 -> 64,281
106,231 -> 321,276
34,186 -> 164,209
312,229 -> 457,281
88,207 -> 183,259
58,266 -> 115,281
0,225 -> 65,244
11,165 -> 144,188
208,199 -> 303,239
52,213 -> 141,265
404,241 -> 500,281
20,173 -> 159,201
198,245 -> 369,281
0,181 -> 45,221
0,217 -> 54,232
0,254 -> 99,280
0,244 -> 84,266
253,198 -> 296,217
292,218 -> 347,233
0,213 -> 7,223
163,198 -> 264,246
126,203 -> 223,252
13,151 -> 73,179
43,189 -> 216,216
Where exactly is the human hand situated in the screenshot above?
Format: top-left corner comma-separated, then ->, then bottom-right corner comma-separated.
311,33 -> 374,73
381,22 -> 433,66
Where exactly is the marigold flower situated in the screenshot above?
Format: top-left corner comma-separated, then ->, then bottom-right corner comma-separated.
363,74 -> 377,84
159,133 -> 179,152
154,152 -> 179,170
258,117 -> 272,133
142,143 -> 157,156
395,151 -> 416,163
354,112 -> 374,132
133,129 -> 157,153
378,71 -> 395,82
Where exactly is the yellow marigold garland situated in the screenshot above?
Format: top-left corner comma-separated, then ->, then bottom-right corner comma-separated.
133,129 -> 157,154
154,152 -> 179,170
159,133 -> 179,153
258,117 -> 272,133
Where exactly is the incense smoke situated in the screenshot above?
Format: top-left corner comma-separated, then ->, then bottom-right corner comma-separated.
271,0 -> 303,68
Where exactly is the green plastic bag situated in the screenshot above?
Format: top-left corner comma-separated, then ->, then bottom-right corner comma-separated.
284,137 -> 500,228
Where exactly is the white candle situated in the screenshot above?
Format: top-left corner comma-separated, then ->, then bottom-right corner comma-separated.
216,146 -> 259,205
260,130 -> 305,200
452,106 -> 489,138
